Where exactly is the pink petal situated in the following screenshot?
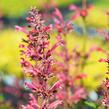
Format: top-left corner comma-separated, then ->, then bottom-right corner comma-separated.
15,25 -> 29,34
22,94 -> 41,109
53,8 -> 63,21
43,24 -> 53,32
50,41 -> 63,52
97,29 -> 109,40
71,12 -> 80,20
49,80 -> 62,93
56,62 -> 65,68
70,88 -> 86,103
25,82 -> 37,91
56,35 -> 63,42
75,73 -> 87,80
97,29 -> 105,35
69,4 -> 78,10
19,44 -> 25,48
48,100 -> 62,109
46,41 -> 63,58
57,73 -> 67,82
26,17 -> 32,21
90,45 -> 106,53
56,91 -> 66,100
53,17 -> 60,24
41,100 -> 47,108
29,93 -> 41,108
99,58 -> 109,63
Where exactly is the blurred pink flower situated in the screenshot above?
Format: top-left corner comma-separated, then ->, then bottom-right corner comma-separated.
69,4 -> 93,20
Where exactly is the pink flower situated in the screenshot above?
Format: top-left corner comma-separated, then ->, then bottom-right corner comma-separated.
99,58 -> 109,63
70,88 -> 86,103
15,25 -> 29,34
69,4 -> 93,20
17,8 -> 63,109
53,8 -> 73,36
48,100 -> 62,109
101,78 -> 109,106
49,80 -> 63,93
22,93 -> 40,109
75,73 -> 87,80
97,29 -> 109,42
53,8 -> 63,21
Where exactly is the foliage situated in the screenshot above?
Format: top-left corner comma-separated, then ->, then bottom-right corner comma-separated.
0,29 -> 22,77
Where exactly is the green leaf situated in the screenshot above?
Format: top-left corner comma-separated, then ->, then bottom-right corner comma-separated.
84,101 -> 97,109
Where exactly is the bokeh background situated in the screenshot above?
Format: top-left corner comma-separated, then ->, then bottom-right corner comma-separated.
0,0 -> 109,108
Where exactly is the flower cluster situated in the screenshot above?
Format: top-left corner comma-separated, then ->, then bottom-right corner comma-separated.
99,58 -> 109,106
16,8 -> 63,109
52,8 -> 88,108
102,78 -> 109,105
53,8 -> 73,36
97,27 -> 109,106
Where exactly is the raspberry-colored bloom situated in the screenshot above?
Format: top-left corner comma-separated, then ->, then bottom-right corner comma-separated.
16,8 -> 63,109
101,78 -> 109,106
53,8 -> 73,36
69,4 -> 93,20
52,8 -> 87,108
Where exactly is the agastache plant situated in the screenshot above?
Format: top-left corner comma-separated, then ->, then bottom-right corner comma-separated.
99,56 -> 109,106
97,12 -> 109,106
16,8 -> 63,109
52,8 -> 87,108
52,7 -> 106,108
97,17 -> 109,107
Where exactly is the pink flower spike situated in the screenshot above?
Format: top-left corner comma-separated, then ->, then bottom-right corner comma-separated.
53,8 -> 63,21
48,100 -> 63,109
18,8 -> 63,109
99,58 -> 109,63
15,25 -> 29,34
69,4 -> 78,11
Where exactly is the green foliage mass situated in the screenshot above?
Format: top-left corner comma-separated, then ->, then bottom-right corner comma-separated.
1,0 -> 109,17
0,0 -> 75,17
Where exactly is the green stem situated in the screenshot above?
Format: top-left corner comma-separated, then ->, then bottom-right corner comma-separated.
82,0 -> 87,9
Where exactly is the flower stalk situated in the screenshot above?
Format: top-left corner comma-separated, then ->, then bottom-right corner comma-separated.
16,7 -> 63,109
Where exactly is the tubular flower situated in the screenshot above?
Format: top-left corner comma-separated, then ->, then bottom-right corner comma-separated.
16,8 -> 63,109
53,8 -> 73,36
69,3 -> 93,20
99,57 -> 109,106
102,78 -> 109,106
52,8 -> 87,108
